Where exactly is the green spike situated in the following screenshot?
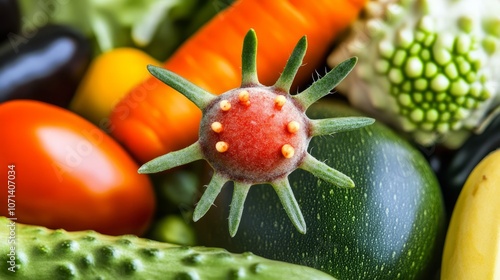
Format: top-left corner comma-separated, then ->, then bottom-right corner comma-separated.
299,153 -> 354,189
138,142 -> 203,174
273,36 -> 307,92
271,178 -> 306,234
293,57 -> 357,109
228,182 -> 251,237
147,65 -> 216,110
241,29 -> 259,86
193,173 -> 227,222
311,117 -> 375,136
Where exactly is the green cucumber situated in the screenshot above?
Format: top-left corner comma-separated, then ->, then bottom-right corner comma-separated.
0,217 -> 335,279
194,100 -> 446,279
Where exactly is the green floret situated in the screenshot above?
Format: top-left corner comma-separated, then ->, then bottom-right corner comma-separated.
328,0 -> 500,147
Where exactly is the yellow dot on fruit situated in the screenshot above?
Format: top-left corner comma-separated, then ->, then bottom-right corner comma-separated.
287,121 -> 300,133
211,122 -> 223,133
275,95 -> 287,109
220,100 -> 231,111
238,90 -> 250,106
281,144 -> 295,158
216,141 -> 229,153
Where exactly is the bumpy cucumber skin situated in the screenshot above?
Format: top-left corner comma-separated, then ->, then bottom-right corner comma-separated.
0,217 -> 335,280
195,100 -> 446,279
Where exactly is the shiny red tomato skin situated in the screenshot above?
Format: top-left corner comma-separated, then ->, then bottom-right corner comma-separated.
0,100 -> 155,236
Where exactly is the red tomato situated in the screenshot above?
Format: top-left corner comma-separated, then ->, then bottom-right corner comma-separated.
0,100 -> 155,236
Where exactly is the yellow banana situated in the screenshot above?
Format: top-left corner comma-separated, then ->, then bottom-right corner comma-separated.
441,149 -> 500,279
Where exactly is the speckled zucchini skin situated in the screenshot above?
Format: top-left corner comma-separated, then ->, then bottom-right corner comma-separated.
0,217 -> 335,280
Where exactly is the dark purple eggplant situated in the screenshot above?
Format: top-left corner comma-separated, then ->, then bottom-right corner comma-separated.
0,24 -> 91,107
0,0 -> 20,43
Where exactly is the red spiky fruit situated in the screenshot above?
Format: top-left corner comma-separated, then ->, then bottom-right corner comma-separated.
200,88 -> 309,183
138,29 -> 373,237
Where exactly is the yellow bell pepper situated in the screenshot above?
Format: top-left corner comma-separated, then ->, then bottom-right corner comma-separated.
70,47 -> 159,126
441,149 -> 500,279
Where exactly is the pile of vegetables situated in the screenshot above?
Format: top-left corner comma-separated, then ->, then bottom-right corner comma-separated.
1,0 -> 499,279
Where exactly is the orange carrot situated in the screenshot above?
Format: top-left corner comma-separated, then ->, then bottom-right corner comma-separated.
109,0 -> 368,163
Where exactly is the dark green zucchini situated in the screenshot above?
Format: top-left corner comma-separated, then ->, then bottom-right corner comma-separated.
194,100 -> 446,279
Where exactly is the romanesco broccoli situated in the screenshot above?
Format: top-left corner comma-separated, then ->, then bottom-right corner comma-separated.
328,0 -> 500,147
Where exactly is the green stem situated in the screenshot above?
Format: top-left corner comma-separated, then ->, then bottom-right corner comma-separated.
147,65 -> 216,110
138,142 -> 203,174
228,182 -> 251,237
299,153 -> 354,189
293,57 -> 357,109
241,29 -> 259,86
273,36 -> 307,93
271,178 -> 306,234
193,173 -> 227,222
311,117 -> 375,136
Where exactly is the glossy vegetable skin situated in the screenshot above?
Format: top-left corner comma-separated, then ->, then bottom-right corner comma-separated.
195,100 -> 446,279
0,24 -> 91,107
109,0 -> 368,163
0,0 -> 20,43
0,100 -> 155,236
70,47 -> 160,125
441,149 -> 500,279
